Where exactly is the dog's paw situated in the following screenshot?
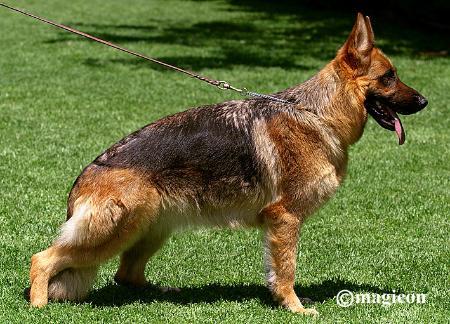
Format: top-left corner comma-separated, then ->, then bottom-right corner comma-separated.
30,294 -> 49,308
141,282 -> 181,293
159,286 -> 181,293
301,307 -> 319,316
288,304 -> 319,316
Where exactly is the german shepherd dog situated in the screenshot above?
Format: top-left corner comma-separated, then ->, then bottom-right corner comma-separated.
29,14 -> 427,315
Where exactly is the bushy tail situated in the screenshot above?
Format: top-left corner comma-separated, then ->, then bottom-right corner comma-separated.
48,266 -> 98,301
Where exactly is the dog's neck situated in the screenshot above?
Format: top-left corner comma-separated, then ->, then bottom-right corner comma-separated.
282,63 -> 368,148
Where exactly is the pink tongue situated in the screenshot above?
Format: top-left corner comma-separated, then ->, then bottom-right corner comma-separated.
394,118 -> 405,145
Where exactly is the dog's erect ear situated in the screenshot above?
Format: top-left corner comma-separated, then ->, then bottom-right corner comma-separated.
340,13 -> 375,74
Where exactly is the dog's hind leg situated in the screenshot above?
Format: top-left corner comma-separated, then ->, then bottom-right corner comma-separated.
29,168 -> 162,307
114,230 -> 169,288
30,242 -> 111,307
30,245 -> 101,307
30,246 -> 69,307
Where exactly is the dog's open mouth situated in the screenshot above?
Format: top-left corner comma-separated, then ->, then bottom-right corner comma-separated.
365,98 -> 405,145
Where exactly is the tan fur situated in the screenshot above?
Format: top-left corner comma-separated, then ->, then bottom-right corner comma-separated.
29,13 -> 416,318
252,119 -> 282,202
30,167 -> 161,306
48,267 -> 98,301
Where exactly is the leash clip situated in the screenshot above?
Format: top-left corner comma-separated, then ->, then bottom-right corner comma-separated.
217,81 -> 245,94
217,81 -> 231,90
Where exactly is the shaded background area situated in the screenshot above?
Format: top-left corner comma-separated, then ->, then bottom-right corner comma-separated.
224,0 -> 450,31
45,0 -> 449,72
219,0 -> 450,57
307,0 -> 450,30
224,0 -> 450,25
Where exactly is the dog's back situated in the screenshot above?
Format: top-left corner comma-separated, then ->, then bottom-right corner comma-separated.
68,100 -> 320,229
93,101 -> 268,197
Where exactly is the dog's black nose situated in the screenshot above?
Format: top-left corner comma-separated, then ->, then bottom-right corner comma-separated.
417,95 -> 428,109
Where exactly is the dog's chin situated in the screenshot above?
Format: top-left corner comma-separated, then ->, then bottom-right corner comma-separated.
364,98 -> 405,145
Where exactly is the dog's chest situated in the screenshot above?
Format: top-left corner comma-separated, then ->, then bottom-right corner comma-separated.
260,116 -> 347,213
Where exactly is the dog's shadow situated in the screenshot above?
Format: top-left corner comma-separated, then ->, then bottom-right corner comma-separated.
78,278 -> 396,308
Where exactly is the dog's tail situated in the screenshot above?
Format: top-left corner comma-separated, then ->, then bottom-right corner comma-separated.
48,266 -> 98,301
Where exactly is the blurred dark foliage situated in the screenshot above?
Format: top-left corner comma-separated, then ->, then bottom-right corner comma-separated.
306,0 -> 450,31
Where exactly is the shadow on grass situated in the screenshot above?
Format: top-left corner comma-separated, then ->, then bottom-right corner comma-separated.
82,279 -> 399,307
43,0 -> 449,72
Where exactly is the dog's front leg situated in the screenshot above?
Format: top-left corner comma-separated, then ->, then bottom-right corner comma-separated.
262,204 -> 318,316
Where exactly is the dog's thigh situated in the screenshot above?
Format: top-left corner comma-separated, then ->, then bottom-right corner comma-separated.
30,170 -> 162,307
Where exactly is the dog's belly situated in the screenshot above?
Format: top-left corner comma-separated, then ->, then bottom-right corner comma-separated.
154,174 -> 268,232
158,199 -> 267,231
154,166 -> 341,232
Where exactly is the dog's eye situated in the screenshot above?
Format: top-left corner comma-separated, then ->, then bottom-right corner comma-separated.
380,69 -> 397,86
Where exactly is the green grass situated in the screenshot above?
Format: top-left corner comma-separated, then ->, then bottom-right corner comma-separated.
0,0 -> 449,322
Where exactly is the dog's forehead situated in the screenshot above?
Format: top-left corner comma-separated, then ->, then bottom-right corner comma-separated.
369,48 -> 394,75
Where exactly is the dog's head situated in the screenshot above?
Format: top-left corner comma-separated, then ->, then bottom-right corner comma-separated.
337,13 -> 427,145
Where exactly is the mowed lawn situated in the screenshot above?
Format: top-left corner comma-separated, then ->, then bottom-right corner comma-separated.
0,0 -> 448,322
